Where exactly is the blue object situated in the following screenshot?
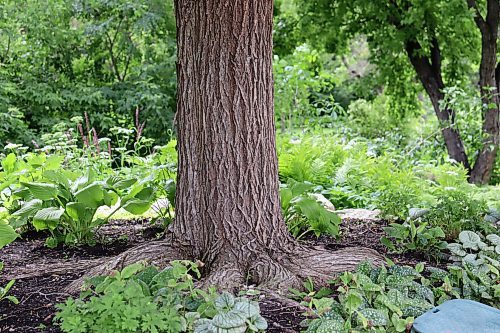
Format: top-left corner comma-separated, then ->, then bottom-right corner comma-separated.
412,299 -> 500,333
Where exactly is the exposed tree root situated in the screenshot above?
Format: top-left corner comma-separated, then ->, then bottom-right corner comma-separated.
65,240 -> 185,292
10,238 -> 383,296
3,259 -> 102,281
250,245 -> 383,291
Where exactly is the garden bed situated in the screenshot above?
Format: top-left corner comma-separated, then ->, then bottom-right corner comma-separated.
0,217 -> 434,333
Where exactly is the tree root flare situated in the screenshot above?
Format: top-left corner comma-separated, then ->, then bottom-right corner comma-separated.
9,240 -> 383,296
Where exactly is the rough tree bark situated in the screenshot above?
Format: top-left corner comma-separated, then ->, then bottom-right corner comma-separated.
467,0 -> 500,184
63,0 -> 381,293
171,0 -> 381,290
406,39 -> 471,172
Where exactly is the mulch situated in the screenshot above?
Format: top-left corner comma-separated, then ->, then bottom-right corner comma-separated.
0,218 -> 432,333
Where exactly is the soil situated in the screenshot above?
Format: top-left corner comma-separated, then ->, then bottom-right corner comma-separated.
0,217 -> 435,333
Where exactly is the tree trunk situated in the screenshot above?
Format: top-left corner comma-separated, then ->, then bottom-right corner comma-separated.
173,0 -> 291,282
62,0 -> 381,294
406,40 -> 471,172
172,0 -> 381,289
468,0 -> 500,184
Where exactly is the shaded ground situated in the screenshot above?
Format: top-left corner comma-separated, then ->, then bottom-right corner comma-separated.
0,216 -> 430,333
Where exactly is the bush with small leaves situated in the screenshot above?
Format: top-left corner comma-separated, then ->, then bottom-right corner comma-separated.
55,261 -> 267,333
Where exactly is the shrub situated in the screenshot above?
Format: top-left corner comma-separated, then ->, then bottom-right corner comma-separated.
55,261 -> 267,333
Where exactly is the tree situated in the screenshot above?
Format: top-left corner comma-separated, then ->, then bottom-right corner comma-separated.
67,0 -> 380,292
297,0 -> 499,184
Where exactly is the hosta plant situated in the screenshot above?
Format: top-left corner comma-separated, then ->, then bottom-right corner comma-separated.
10,168 -> 155,247
280,179 -> 341,239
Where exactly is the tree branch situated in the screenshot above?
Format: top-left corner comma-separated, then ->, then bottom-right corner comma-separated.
104,17 -> 125,82
485,0 -> 500,32
430,37 -> 442,74
466,0 -> 488,34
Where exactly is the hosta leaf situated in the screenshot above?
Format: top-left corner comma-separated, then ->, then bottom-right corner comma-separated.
106,177 -> 137,190
32,207 -> 64,231
43,170 -> 70,189
75,182 -> 104,208
22,182 -> 58,200
66,202 -> 94,223
0,221 -> 19,248
134,186 -> 155,201
103,190 -> 118,207
12,199 -> 42,218
122,198 -> 153,215
1,153 -> 17,173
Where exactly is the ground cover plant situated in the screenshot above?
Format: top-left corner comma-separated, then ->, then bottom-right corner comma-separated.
1,0 -> 499,332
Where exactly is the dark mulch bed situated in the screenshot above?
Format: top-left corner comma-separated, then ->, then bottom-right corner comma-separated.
0,217 -> 432,333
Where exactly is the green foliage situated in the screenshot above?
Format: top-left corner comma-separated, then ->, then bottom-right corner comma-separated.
381,219 -> 447,257
0,219 -> 19,248
194,292 -> 268,333
10,167 -> 155,247
444,230 -> 500,305
55,261 -> 267,333
280,180 -> 341,239
288,277 -> 333,314
296,0 -> 480,115
304,262 -> 435,333
0,262 -> 18,305
347,96 -> 408,139
278,136 -> 346,186
303,256 -> 500,332
0,0 -> 177,147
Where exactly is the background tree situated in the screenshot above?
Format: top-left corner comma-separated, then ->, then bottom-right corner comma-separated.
68,0 -> 381,292
0,0 -> 177,145
297,0 -> 499,184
